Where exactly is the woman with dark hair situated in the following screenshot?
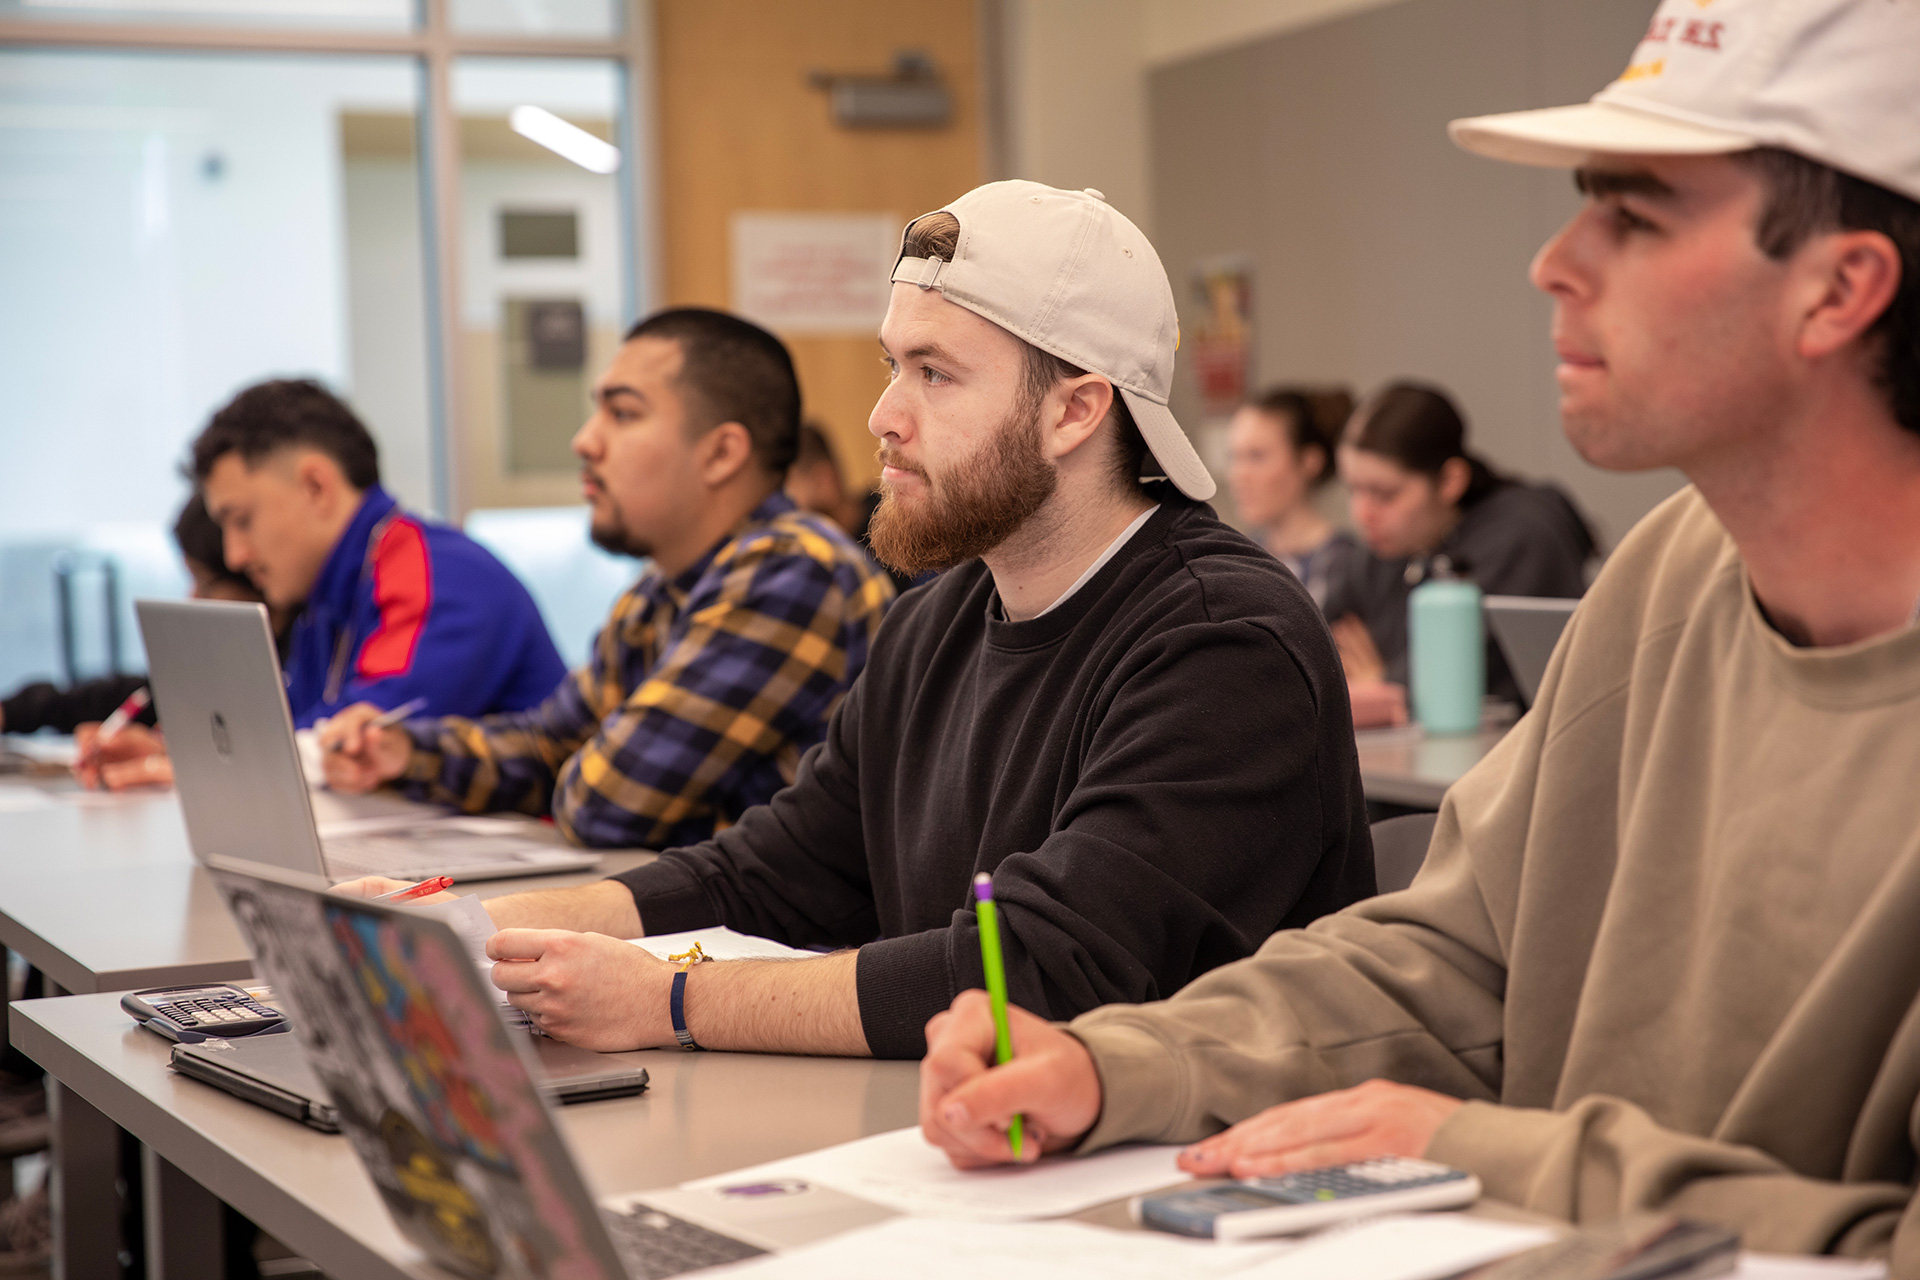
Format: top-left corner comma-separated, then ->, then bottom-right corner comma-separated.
1227,386 -> 1358,606
1325,381 -> 1597,727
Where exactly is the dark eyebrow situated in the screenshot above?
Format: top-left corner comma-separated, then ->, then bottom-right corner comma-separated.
594,383 -> 645,406
878,334 -> 963,364
1574,167 -> 1677,201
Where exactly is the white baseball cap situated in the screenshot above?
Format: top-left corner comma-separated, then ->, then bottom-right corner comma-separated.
1448,0 -> 1920,204
891,180 -> 1215,501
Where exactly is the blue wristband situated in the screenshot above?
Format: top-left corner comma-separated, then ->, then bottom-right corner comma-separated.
670,969 -> 703,1051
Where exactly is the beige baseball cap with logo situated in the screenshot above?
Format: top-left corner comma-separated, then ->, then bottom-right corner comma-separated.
1448,0 -> 1920,204
891,180 -> 1215,501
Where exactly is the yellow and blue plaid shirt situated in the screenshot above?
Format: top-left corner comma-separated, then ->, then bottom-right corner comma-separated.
398,493 -> 894,848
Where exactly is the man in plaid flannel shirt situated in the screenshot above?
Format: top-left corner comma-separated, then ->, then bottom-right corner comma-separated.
322,308 -> 893,850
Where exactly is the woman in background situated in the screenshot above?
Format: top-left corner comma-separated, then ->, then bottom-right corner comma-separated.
1325,381 -> 1596,727
1227,386 -> 1357,607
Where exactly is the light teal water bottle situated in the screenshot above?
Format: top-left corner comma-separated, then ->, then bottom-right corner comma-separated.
1408,558 -> 1483,736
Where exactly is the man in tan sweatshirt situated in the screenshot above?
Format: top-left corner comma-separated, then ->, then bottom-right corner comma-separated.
919,0 -> 1920,1264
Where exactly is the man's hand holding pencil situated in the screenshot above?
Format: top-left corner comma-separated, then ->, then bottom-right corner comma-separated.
315,698 -> 425,793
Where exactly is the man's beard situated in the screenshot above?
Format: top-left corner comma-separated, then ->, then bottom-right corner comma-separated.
867,400 -> 1057,575
585,475 -> 651,559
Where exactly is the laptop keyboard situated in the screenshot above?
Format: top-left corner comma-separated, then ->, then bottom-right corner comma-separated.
602,1206 -> 767,1279
321,833 -> 562,879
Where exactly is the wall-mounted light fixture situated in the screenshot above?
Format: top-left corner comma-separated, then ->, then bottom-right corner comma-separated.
809,51 -> 951,129
508,105 -> 620,174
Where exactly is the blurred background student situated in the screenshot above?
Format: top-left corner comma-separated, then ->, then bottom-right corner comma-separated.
1227,386 -> 1357,606
1325,381 -> 1596,727
0,494 -> 295,789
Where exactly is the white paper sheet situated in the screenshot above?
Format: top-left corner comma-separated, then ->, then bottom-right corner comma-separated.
686,1126 -> 1185,1222
1735,1257 -> 1886,1279
1234,1213 -> 1555,1280
411,894 -> 511,1006
313,812 -> 534,838
630,927 -> 820,963
706,1217 -> 1286,1279
701,1213 -> 1555,1280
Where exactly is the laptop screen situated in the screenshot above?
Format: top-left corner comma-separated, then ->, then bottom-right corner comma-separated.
210,863 -> 627,1279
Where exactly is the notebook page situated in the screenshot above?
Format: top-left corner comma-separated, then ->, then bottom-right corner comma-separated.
685,1126 -> 1184,1222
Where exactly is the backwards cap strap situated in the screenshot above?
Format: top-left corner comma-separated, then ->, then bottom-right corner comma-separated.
892,254 -> 946,289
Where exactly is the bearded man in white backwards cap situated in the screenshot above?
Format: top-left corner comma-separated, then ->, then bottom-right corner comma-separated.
367,182 -> 1375,1062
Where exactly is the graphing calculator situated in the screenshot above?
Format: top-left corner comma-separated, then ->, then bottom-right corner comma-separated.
1132,1156 -> 1480,1241
121,984 -> 288,1044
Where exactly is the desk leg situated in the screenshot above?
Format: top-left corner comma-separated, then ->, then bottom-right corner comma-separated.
140,1146 -> 223,1280
47,1076 -> 123,1280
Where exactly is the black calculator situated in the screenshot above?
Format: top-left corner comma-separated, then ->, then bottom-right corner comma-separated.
1133,1155 -> 1480,1240
121,984 -> 288,1044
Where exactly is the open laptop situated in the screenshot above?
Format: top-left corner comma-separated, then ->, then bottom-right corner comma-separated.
1483,596 -> 1579,709
138,598 -> 598,882
206,856 -> 891,1279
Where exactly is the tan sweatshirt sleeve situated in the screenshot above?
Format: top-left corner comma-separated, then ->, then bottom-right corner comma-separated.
1068,488 -> 1920,1262
1429,1098 -> 1910,1260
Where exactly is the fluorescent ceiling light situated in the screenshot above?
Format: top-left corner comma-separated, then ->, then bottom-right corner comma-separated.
509,105 -> 619,174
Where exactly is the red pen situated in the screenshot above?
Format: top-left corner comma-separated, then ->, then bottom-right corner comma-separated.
80,686 -> 151,767
373,875 -> 454,902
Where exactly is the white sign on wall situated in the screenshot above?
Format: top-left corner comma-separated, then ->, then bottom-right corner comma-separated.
730,211 -> 900,335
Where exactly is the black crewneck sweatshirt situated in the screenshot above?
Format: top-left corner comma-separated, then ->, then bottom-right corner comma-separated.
611,488 -> 1373,1058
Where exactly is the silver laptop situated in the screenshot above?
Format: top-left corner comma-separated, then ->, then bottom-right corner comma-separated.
206,856 -> 891,1279
137,598 -> 598,882
1483,596 -> 1579,709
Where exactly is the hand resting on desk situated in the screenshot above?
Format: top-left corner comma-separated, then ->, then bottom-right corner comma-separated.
328,879 -> 679,1049
919,991 -> 1462,1176
329,878 -> 868,1054
489,928 -> 678,1050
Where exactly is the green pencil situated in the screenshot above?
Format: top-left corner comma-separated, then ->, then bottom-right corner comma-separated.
972,872 -> 1024,1161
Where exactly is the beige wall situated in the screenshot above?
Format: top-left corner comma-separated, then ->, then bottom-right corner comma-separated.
1001,0 -> 1682,547
1001,0 -> 1154,232
1140,0 -> 1411,66
1146,0 -> 1682,548
655,0 -> 986,489
995,0 -> 1417,238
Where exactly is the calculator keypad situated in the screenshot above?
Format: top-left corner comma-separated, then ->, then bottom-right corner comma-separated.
1253,1157 -> 1461,1203
158,994 -> 281,1029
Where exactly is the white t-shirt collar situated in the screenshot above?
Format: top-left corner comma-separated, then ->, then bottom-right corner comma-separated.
1033,505 -> 1160,619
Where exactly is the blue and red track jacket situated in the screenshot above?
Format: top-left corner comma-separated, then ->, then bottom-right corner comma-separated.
283,485 -> 567,729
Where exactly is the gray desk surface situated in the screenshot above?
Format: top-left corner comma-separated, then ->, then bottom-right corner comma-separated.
0,779 -> 649,994
12,992 -> 919,1280
1354,726 -> 1507,810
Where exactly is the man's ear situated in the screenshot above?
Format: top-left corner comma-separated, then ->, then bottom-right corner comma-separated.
1044,374 -> 1117,462
1795,228 -> 1901,363
1436,456 -> 1472,507
293,450 -> 337,506
697,421 -> 757,488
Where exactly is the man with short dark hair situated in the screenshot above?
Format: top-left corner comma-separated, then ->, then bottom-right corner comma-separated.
922,1 -> 1920,1261
193,378 -> 565,728
323,308 -> 895,851
337,183 -> 1373,1061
